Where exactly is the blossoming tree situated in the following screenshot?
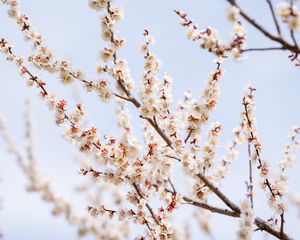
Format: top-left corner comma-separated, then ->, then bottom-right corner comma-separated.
1,0 -> 300,239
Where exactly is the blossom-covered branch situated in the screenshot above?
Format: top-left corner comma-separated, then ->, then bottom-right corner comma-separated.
1,0 -> 299,239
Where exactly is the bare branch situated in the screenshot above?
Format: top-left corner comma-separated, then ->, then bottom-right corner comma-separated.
196,172 -> 241,214
140,115 -> 173,147
183,196 -> 239,218
255,217 -> 291,240
247,143 -> 254,209
242,47 -> 285,52
266,0 -> 282,36
280,212 -> 285,240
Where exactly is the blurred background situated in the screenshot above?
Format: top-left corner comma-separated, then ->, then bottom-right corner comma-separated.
0,0 -> 300,239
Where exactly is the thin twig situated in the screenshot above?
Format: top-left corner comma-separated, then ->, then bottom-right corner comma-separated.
247,143 -> 254,209
113,92 -> 132,102
184,129 -> 194,144
140,115 -> 173,147
183,196 -> 239,217
289,1 -> 299,50
266,0 -> 282,36
132,182 -> 160,225
165,154 -> 181,162
242,47 -> 285,52
290,30 -> 299,50
168,178 -> 176,194
280,212 -> 285,240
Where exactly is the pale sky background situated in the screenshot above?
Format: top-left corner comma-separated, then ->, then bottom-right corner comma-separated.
0,0 -> 300,239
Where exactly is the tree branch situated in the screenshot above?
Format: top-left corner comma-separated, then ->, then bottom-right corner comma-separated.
266,0 -> 282,36
140,115 -> 173,147
163,184 -> 292,239
132,182 -> 160,225
255,217 -> 291,240
196,172 -> 241,214
248,143 -> 254,209
242,47 -> 285,52
183,196 -> 239,217
226,0 -> 299,53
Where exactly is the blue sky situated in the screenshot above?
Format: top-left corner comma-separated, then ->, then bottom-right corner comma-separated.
1,0 -> 300,239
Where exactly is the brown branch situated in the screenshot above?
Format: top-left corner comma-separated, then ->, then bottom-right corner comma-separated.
25,70 -> 48,96
184,129 -> 194,144
160,184 -> 239,218
243,96 -> 276,198
183,196 -> 239,218
255,217 -> 291,240
290,29 -> 299,50
113,92 -> 132,102
132,182 -> 160,225
280,212 -> 285,240
226,0 -> 300,53
71,71 -> 140,106
168,178 -> 176,194
266,0 -> 282,36
144,220 -> 155,239
242,47 -> 285,52
289,1 -> 299,50
165,154 -> 181,162
116,78 -> 141,108
163,185 -> 291,239
186,190 -> 292,239
196,172 -> 241,214
248,143 -> 254,209
23,70 -> 103,151
140,115 -> 172,147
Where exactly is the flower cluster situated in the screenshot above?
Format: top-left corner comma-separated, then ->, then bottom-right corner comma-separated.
0,38 -> 111,168
237,199 -> 255,240
277,2 -> 300,30
175,9 -> 246,58
175,10 -> 226,56
0,112 -> 129,239
204,118 -> 246,193
92,0 -> 134,95
241,86 -> 275,204
241,85 -> 259,145
200,122 -> 222,171
227,6 -> 240,22
280,126 -> 300,171
230,17 -> 246,59
116,105 -> 141,159
87,193 -> 180,240
88,0 -> 108,11
185,62 -> 223,156
270,126 -> 300,213
139,29 -> 162,117
241,86 -> 300,216
195,210 -> 212,237
1,0 -> 117,105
